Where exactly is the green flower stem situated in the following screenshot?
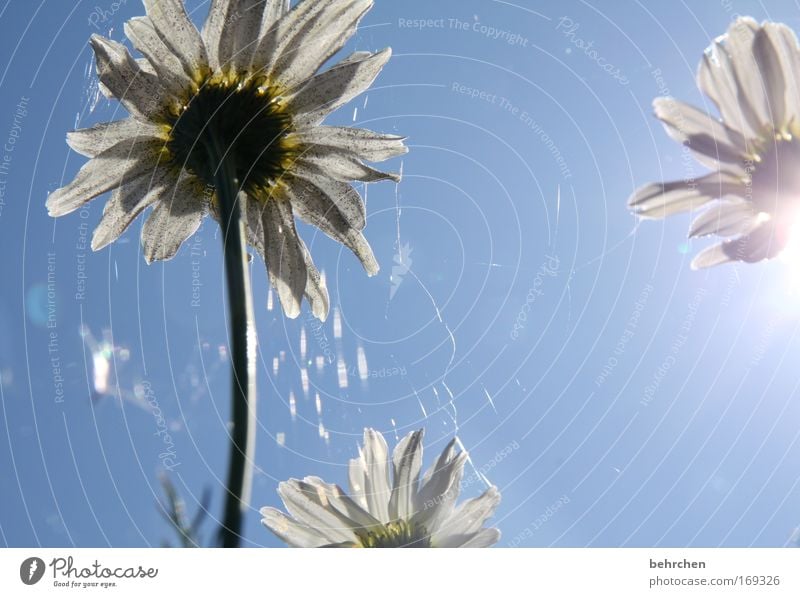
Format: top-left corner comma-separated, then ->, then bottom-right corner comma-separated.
207,137 -> 257,548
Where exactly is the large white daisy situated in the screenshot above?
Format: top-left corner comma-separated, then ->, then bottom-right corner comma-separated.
47,0 -> 406,319
628,17 -> 800,269
261,428 -> 502,547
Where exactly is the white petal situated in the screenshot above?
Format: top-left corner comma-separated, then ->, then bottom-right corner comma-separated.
230,0 -> 267,72
456,527 -> 501,548
286,49 -> 391,126
422,454 -> 468,533
244,193 -> 318,326
262,0 -> 289,33
688,201 -> 757,238
92,167 -> 175,250
339,50 -> 372,66
285,175 -> 379,275
293,169 -> 366,229
653,97 -> 746,171
761,22 -> 800,128
47,137 -> 163,217
252,0 -> 325,76
260,506 -> 329,548
271,0 -> 373,91
253,0 -> 329,76
141,173 -> 206,262
125,17 -> 192,96
690,242 -> 733,269
250,23 -> 280,75
414,441 -> 467,530
203,0 -> 265,71
243,192 -> 265,255
697,47 -> 746,136
90,35 -> 166,119
723,18 -> 771,134
420,438 -> 456,489
348,456 -> 368,510
691,222 -> 787,269
301,476 -> 381,529
698,18 -> 782,139
143,0 -> 208,78
297,237 -> 330,321
202,0 -> 229,72
752,26 -> 786,130
263,199 -> 307,319
360,428 -> 392,523
388,430 -> 423,521
276,480 -> 357,544
135,58 -> 157,77
67,118 -> 164,158
292,126 -> 408,162
298,149 -> 401,183
628,171 -> 744,218
434,486 -> 501,542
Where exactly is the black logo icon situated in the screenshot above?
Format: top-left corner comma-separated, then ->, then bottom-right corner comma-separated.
20,557 -> 45,585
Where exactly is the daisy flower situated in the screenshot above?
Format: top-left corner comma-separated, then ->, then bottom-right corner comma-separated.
628,17 -> 800,269
46,0 -> 406,320
261,428 -> 502,547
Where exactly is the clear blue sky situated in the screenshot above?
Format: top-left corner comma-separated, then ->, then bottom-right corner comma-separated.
2,0 -> 800,547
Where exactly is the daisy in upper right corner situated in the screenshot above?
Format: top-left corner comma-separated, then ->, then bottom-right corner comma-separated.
629,17 -> 800,269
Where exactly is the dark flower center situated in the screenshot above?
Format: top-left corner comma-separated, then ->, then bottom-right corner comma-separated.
354,520 -> 432,548
166,78 -> 298,196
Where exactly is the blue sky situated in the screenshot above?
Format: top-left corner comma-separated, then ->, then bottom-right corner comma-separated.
2,0 -> 800,547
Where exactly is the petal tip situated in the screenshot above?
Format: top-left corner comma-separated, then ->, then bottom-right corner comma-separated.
90,234 -> 107,252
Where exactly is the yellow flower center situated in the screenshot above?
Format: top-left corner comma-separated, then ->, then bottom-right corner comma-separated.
354,520 -> 432,548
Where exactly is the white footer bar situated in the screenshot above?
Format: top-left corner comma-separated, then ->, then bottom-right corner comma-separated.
1,548 -> 797,596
